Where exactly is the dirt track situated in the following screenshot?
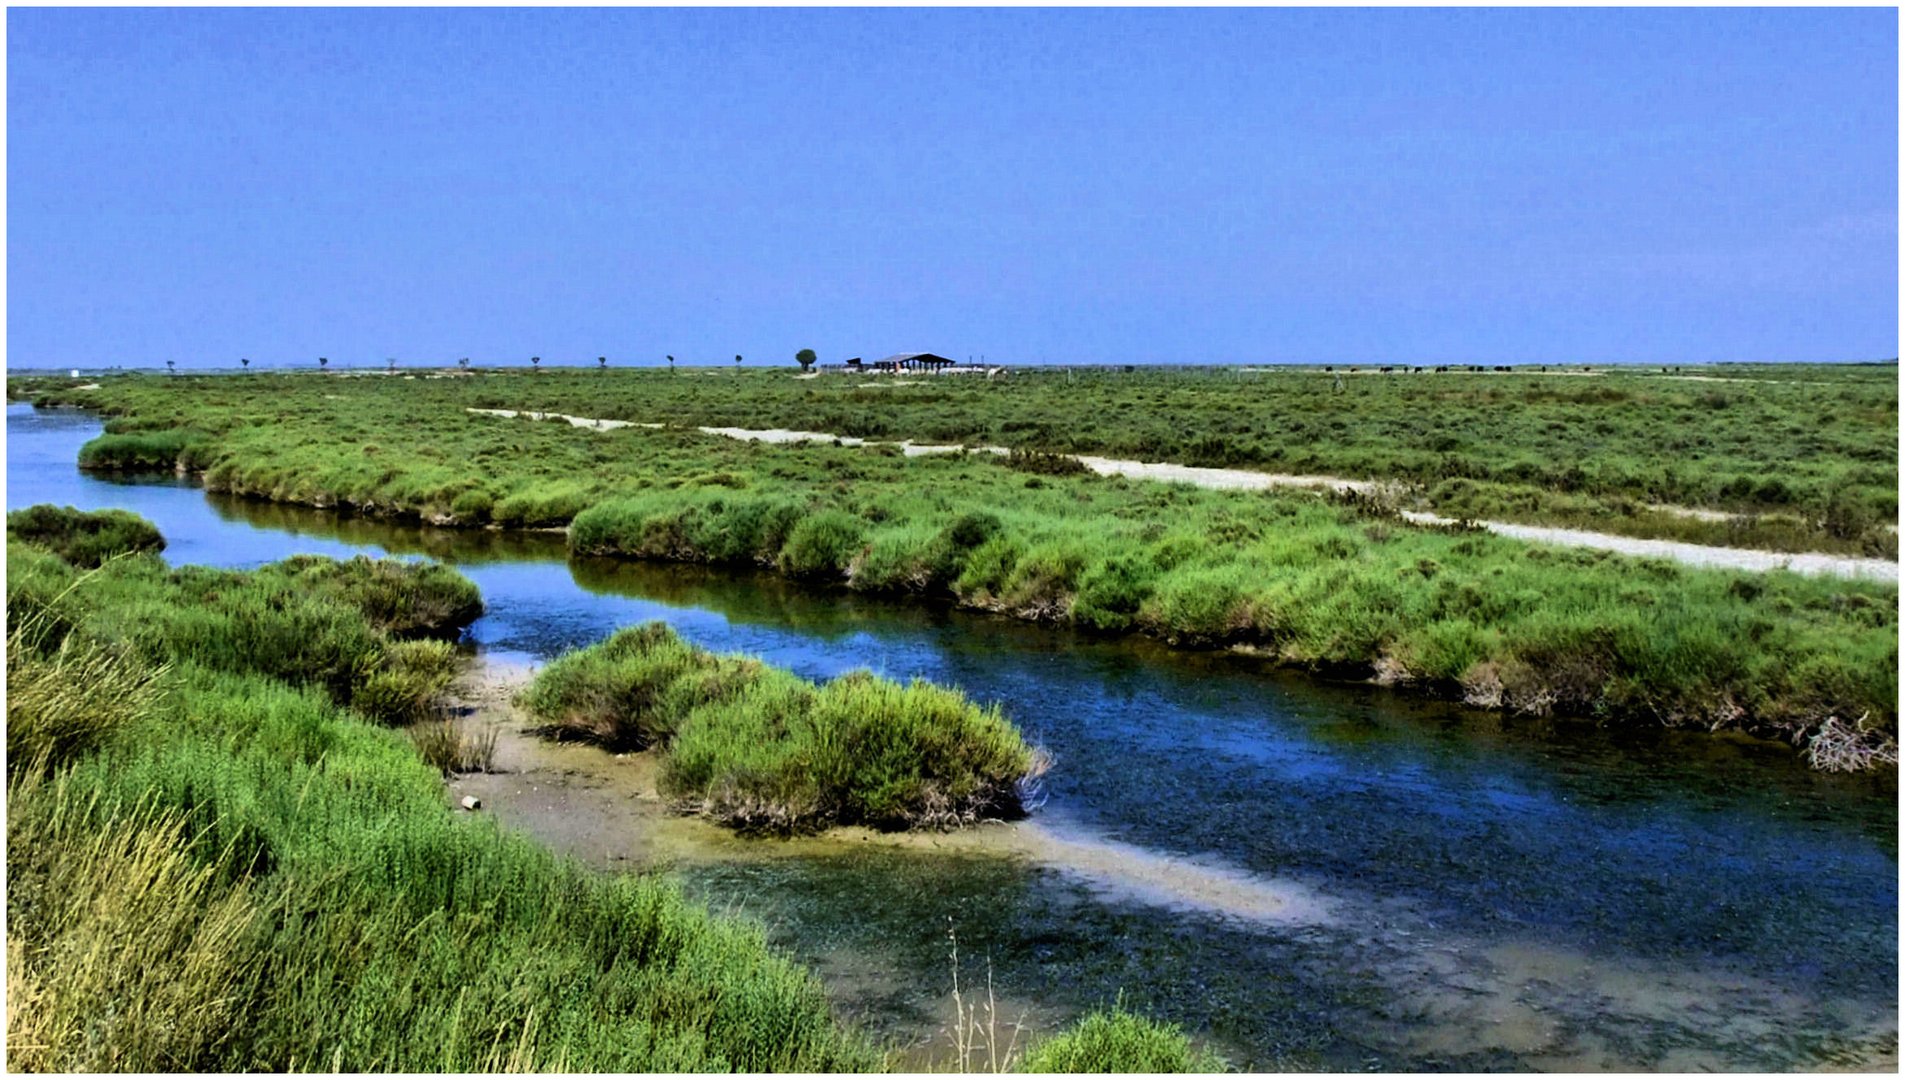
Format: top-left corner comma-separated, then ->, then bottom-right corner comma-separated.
466,408 -> 1897,583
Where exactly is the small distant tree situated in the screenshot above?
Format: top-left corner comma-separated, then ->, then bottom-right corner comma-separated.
667,354 -> 676,373
734,354 -> 743,367
598,356 -> 607,369
166,360 -> 175,375
459,357 -> 471,372
796,348 -> 817,372
240,357 -> 250,371
387,357 -> 397,373
319,357 -> 329,371
531,355 -> 541,372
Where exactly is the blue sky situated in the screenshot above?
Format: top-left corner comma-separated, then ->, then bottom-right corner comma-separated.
8,7 -> 1897,368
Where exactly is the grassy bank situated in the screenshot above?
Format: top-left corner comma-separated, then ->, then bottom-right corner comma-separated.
519,622 -> 1045,833
5,510 -> 878,1071
5,507 -> 1211,1072
24,362 -> 1894,555
11,374 -> 1898,762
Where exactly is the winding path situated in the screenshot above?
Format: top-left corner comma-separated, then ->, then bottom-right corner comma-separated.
465,408 -> 1897,583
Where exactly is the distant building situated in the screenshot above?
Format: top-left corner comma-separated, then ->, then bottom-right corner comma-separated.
871,352 -> 956,373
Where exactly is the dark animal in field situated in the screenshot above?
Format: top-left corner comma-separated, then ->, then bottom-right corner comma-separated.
1349,366 -> 1359,373
1435,365 -> 1448,373
1380,366 -> 1393,373
1324,366 -> 1333,373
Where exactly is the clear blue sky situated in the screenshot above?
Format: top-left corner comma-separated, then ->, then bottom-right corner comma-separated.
8,7 -> 1897,368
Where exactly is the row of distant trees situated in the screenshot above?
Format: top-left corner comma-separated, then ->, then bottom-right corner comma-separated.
162,352 -> 826,373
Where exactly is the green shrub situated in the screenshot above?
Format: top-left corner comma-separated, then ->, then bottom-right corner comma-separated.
1071,555 -> 1157,632
516,622 -> 725,749
1019,1006 -> 1224,1073
350,639 -> 459,725
522,623 -> 1043,832
77,429 -> 208,471
449,488 -> 494,522
272,555 -> 483,637
7,504 -> 165,567
492,482 -> 592,527
778,510 -> 865,578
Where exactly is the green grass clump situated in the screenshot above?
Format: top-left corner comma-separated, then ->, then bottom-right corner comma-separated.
1019,1006 -> 1225,1073
6,504 -> 165,567
5,514 -> 878,1072
77,428 -> 211,471
7,632 -> 166,776
270,554 -> 484,638
520,622 -> 1044,832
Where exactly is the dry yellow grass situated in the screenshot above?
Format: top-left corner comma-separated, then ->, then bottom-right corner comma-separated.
7,772 -> 258,1072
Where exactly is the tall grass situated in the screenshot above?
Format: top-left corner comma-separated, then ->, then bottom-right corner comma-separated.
5,513 -> 882,1072
409,716 -> 499,775
7,771 -> 261,1073
519,622 -> 1046,832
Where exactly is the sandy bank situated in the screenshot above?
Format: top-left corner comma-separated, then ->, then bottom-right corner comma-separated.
444,655 -> 1333,929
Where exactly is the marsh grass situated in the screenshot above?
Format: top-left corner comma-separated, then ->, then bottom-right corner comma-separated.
6,504 -> 165,567
7,630 -> 167,776
7,771 -> 260,1073
409,716 -> 499,775
12,375 -> 1898,761
520,623 -> 1046,832
76,428 -> 211,471
5,512 -> 881,1072
1017,1004 -> 1225,1073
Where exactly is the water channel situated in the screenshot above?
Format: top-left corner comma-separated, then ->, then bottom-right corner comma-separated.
7,401 -> 1897,1070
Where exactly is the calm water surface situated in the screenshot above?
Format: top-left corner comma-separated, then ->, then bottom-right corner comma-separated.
8,401 -> 1897,1069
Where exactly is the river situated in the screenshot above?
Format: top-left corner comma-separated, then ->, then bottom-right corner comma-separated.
7,401 -> 1897,1070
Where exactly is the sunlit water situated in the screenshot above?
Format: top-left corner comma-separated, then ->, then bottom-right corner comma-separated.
8,401 -> 1896,1069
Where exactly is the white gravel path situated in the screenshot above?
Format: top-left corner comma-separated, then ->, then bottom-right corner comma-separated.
466,408 -> 1897,582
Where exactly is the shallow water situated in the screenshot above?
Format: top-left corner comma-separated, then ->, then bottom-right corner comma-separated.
8,401 -> 1897,1069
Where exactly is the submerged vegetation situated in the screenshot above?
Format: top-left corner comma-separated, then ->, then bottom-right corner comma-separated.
12,371 -> 1892,762
520,622 -> 1045,833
